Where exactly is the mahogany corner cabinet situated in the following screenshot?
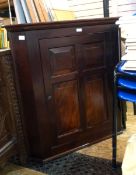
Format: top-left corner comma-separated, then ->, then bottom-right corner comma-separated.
5,18 -> 120,161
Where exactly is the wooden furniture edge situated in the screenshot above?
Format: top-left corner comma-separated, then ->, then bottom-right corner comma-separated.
5,17 -> 119,32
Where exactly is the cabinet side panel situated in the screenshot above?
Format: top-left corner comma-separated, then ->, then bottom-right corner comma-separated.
9,32 -> 43,156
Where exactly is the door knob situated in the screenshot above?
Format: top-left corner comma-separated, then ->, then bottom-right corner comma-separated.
47,96 -> 52,100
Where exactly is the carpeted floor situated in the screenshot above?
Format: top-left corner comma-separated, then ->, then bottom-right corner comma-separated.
22,152 -> 121,175
1,102 -> 136,175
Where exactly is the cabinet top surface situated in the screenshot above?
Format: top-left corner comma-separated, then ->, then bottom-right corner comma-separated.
5,17 -> 118,32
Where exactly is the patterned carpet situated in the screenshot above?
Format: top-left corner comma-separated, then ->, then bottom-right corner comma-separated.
21,153 -> 121,175
0,102 -> 136,175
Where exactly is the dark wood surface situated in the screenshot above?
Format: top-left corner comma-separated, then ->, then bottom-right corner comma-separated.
0,49 -> 26,165
6,18 -> 120,160
0,50 -> 17,165
6,17 -> 118,31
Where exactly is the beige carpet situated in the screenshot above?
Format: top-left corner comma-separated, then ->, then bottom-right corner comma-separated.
0,163 -> 46,175
0,102 -> 135,175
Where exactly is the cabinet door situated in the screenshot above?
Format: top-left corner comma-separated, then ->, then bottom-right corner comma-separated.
27,30 -> 117,157
39,31 -> 114,153
39,36 -> 84,154
78,32 -> 114,140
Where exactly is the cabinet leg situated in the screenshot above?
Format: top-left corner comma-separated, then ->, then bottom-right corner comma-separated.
133,102 -> 136,115
112,75 -> 117,169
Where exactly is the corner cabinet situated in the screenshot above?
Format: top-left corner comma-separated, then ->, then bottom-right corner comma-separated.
6,18 -> 120,160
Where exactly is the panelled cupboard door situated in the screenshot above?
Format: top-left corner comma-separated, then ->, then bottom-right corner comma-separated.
39,31 -> 113,154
